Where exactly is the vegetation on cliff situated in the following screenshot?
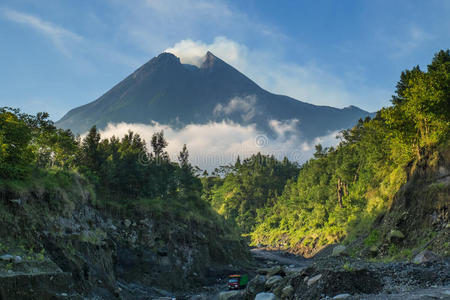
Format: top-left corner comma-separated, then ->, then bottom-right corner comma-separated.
248,50 -> 450,257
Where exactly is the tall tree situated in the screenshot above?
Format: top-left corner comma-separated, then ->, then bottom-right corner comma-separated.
151,130 -> 169,161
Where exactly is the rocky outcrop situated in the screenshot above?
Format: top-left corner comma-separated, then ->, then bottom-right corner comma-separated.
331,245 -> 347,257
412,250 -> 440,264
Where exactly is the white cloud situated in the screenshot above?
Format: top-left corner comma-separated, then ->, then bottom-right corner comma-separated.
97,120 -> 340,171
1,8 -> 82,57
1,7 -> 140,68
165,36 -> 248,67
213,95 -> 257,122
269,119 -> 299,139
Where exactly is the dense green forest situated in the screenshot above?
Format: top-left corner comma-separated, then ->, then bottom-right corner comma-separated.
202,154 -> 300,233
206,50 -> 450,256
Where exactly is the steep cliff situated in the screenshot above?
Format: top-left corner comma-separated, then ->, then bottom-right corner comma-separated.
0,172 -> 250,299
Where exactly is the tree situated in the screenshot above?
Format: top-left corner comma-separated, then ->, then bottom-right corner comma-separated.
78,126 -> 102,174
151,131 -> 169,161
0,109 -> 33,178
178,144 -> 189,168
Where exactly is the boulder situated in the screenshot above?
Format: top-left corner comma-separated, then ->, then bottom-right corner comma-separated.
387,229 -> 405,242
333,294 -> 351,299
246,275 -> 266,296
307,274 -> 322,286
257,266 -> 285,276
267,266 -> 285,277
255,292 -> 276,300
190,294 -> 207,300
369,246 -> 378,254
281,285 -> 294,298
332,245 -> 347,257
124,219 -> 131,228
265,275 -> 283,289
218,290 -> 244,300
412,250 -> 440,264
0,254 -> 14,261
14,255 -> 22,263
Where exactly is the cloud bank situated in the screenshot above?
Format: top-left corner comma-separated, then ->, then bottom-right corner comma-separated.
213,95 -> 258,122
98,121 -> 340,171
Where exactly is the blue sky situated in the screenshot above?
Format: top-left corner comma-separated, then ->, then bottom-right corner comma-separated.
1,0 -> 449,121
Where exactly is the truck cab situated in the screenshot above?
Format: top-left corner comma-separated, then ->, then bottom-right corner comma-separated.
227,274 -> 248,290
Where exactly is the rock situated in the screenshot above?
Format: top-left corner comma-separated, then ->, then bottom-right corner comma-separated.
333,294 -> 351,299
387,229 -> 405,242
281,285 -> 294,298
267,266 -> 285,277
160,256 -> 170,266
218,290 -> 243,300
265,275 -> 283,289
157,246 -> 169,256
124,219 -> 131,228
288,264 -> 295,268
190,294 -> 207,300
258,266 -> 285,277
0,254 -> 14,261
369,246 -> 378,253
332,245 -> 347,257
255,292 -> 276,300
412,250 -> 440,264
13,256 -> 22,263
307,274 -> 322,286
61,293 -> 68,297
9,198 -> 22,205
246,275 -> 266,296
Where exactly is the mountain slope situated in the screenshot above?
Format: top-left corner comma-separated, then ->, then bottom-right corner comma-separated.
56,51 -> 372,139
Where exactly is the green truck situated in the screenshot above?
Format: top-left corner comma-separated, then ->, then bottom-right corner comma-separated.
227,274 -> 249,290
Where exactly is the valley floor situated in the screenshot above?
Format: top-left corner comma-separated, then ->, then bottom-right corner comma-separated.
195,247 -> 450,300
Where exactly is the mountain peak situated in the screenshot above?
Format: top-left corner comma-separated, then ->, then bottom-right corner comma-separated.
201,51 -> 220,69
153,52 -> 181,65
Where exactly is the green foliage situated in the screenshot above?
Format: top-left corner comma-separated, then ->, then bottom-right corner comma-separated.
364,230 -> 381,247
249,50 -> 450,253
0,107 -> 78,179
0,108 -> 33,178
203,153 -> 299,233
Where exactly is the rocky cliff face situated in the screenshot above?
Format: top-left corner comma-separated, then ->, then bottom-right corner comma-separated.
353,147 -> 450,259
0,175 -> 249,299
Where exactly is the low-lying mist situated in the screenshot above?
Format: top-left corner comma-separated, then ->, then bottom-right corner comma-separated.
97,120 -> 341,171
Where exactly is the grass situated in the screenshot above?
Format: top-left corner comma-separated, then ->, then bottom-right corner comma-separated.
364,230 -> 381,248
